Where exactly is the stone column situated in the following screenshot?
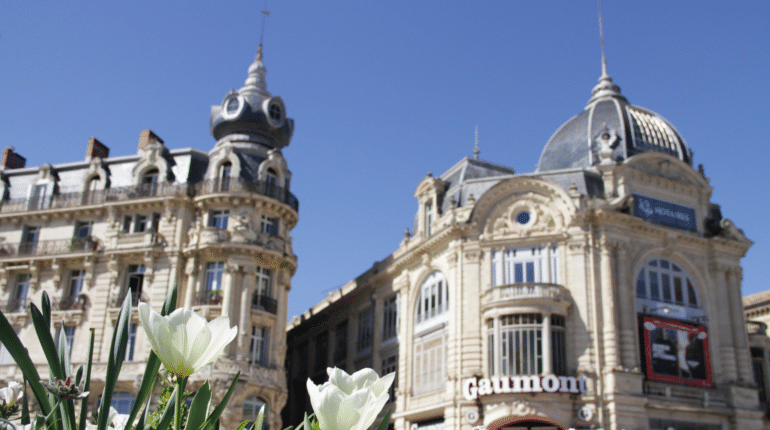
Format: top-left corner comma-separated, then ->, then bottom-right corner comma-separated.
237,265 -> 255,362
544,243 -> 553,283
183,257 -> 198,308
372,295 -> 384,373
542,314 -> 552,375
616,244 -> 636,369
712,264 -> 738,382
599,237 -> 619,371
729,268 -> 753,383
222,261 -> 239,357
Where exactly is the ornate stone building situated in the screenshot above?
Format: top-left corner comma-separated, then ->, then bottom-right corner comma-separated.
0,45 -> 297,429
284,65 -> 761,430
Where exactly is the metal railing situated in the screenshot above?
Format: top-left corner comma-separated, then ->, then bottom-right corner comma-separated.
197,290 -> 223,306
252,294 -> 278,314
0,238 -> 97,259
1,298 -> 28,313
54,295 -> 88,311
195,178 -> 299,212
643,380 -> 726,407
748,321 -> 768,336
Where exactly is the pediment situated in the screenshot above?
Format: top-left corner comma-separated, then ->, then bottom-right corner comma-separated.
624,153 -> 708,189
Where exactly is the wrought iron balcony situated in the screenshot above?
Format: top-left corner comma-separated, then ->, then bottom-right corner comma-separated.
1,298 -> 28,313
251,294 -> 278,315
748,320 -> 768,336
54,294 -> 88,311
0,238 -> 97,259
197,290 -> 223,306
104,182 -> 190,201
195,178 -> 299,212
112,289 -> 147,307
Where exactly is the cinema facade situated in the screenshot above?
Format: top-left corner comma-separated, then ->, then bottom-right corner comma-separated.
284,67 -> 763,430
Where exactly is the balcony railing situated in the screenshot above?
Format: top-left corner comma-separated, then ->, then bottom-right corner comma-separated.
1,298 -> 28,313
0,238 -> 97,259
54,295 -> 88,311
196,290 -> 223,306
112,289 -> 147,307
643,380 -> 727,407
484,282 -> 567,303
0,183 -> 191,214
748,321 -> 768,336
252,294 -> 278,314
195,178 -> 299,212
112,232 -> 160,249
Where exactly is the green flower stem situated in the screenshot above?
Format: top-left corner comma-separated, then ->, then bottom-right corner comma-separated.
174,376 -> 187,430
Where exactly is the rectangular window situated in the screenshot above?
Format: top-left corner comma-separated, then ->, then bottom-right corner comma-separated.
314,331 -> 329,375
150,213 -> 161,231
209,210 -> 229,229
134,215 -> 148,233
205,262 -> 224,291
334,321 -> 348,366
12,274 -> 30,312
260,215 -> 279,236
381,353 -> 398,402
357,307 -> 374,353
21,226 -> 40,254
382,294 -> 399,341
500,314 -> 543,375
122,216 -> 132,233
125,324 -> 137,361
413,331 -> 445,395
69,270 -> 86,298
255,267 -> 271,297
249,326 -> 269,366
494,246 -> 558,287
74,221 -> 93,238
126,265 -> 145,305
29,184 -> 49,210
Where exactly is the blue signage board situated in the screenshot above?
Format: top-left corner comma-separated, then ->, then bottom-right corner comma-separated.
633,194 -> 697,231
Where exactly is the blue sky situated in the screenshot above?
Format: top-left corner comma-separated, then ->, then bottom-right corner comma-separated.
1,1 -> 768,321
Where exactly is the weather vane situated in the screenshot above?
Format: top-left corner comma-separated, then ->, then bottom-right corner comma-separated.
260,0 -> 270,47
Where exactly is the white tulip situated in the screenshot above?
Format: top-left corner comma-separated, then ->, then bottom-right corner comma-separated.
306,367 -> 395,430
138,303 -> 237,377
0,381 -> 23,407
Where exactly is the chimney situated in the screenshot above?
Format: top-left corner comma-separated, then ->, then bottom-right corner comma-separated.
137,129 -> 164,152
86,137 -> 110,160
1,147 -> 26,169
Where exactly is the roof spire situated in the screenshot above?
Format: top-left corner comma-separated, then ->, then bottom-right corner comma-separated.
473,125 -> 480,159
242,2 -> 271,97
586,0 -> 626,107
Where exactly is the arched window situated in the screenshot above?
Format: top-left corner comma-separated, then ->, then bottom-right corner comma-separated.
243,397 -> 267,430
219,162 -> 232,191
413,271 -> 449,395
142,169 -> 159,196
415,271 -> 448,325
636,258 -> 702,314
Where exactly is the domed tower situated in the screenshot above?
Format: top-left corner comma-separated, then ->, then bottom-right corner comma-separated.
183,44 -> 298,430
536,62 -> 692,173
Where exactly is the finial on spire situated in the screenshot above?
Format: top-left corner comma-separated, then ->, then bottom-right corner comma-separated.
473,125 -> 480,159
598,0 -> 607,77
260,0 -> 270,47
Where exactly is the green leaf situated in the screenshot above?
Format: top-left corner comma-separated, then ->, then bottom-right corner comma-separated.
232,421 -> 251,430
126,281 -> 178,429
58,327 -> 71,378
374,408 -> 392,430
155,385 -> 178,430
199,371 -> 240,430
0,308 -> 52,416
29,303 -> 65,380
78,329 -> 95,430
21,377 -> 30,425
96,294 -> 131,430
41,291 -> 51,329
185,381 -> 211,430
253,405 -> 265,430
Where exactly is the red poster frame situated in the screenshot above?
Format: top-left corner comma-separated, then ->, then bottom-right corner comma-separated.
642,316 -> 713,388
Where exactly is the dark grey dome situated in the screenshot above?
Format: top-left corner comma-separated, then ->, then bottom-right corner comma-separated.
536,70 -> 691,172
210,45 -> 294,148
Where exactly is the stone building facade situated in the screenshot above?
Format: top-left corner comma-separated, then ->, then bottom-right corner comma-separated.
284,66 -> 761,430
0,45 -> 297,429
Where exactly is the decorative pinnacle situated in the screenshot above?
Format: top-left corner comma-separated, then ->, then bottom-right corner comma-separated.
242,43 -> 270,97
586,0 -> 626,107
473,125 -> 480,159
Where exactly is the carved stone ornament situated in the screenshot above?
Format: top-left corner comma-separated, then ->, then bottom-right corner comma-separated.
626,154 -> 702,188
486,193 -> 563,239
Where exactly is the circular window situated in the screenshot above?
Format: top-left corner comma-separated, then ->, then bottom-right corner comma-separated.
221,94 -> 244,119
263,97 -> 286,128
515,211 -> 531,225
226,97 -> 240,114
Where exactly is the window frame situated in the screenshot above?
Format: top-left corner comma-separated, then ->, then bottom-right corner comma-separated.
486,313 -> 567,377
249,326 -> 269,367
356,307 -> 374,353
209,210 -> 230,229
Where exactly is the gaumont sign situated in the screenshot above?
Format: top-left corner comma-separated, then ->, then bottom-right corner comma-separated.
463,374 -> 588,400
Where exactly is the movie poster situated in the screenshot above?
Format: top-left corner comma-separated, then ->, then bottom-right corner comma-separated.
642,316 -> 713,388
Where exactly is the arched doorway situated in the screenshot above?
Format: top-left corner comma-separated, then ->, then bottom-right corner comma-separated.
487,415 -> 566,430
